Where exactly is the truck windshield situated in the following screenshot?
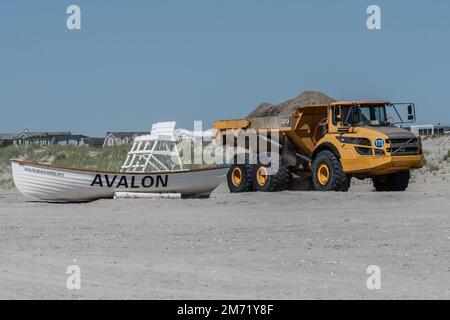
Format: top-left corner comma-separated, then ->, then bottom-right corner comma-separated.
341,104 -> 388,126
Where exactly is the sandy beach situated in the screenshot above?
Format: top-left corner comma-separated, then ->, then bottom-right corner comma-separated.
0,183 -> 449,299
0,137 -> 449,300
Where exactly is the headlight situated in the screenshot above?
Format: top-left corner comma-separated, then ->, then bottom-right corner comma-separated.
337,137 -> 372,146
355,147 -> 373,155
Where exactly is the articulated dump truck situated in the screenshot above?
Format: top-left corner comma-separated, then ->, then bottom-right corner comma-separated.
213,101 -> 424,192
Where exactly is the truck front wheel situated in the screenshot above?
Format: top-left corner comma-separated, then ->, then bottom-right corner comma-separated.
372,171 -> 410,192
312,150 -> 350,192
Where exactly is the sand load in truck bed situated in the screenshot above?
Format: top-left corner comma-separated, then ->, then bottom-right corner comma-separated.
247,91 -> 335,118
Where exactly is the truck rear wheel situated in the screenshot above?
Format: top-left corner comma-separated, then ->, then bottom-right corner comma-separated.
252,164 -> 290,192
372,171 -> 410,192
227,164 -> 255,193
312,150 -> 350,192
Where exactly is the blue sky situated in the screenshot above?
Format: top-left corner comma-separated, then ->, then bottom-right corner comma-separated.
0,0 -> 449,136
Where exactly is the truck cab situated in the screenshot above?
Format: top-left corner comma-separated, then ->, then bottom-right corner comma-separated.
308,101 -> 424,191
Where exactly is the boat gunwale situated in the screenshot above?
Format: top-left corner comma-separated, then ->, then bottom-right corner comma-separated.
11,159 -> 229,175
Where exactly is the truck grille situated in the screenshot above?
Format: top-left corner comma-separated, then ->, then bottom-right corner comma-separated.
386,138 -> 421,156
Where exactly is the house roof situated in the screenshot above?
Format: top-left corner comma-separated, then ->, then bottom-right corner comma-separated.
19,131 -> 71,138
106,132 -> 149,139
52,134 -> 90,140
0,133 -> 19,139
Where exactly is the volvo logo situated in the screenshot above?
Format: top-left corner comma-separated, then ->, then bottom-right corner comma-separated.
374,138 -> 385,148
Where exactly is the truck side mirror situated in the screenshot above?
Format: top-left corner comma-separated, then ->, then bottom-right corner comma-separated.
407,105 -> 413,115
407,104 -> 414,121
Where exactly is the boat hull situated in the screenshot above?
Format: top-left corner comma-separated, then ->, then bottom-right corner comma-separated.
11,160 -> 228,202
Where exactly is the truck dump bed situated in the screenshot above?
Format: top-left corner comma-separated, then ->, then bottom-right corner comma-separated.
214,105 -> 328,156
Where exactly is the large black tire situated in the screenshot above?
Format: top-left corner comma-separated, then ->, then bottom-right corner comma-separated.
372,171 -> 410,192
312,150 -> 350,192
227,155 -> 256,192
227,164 -> 255,193
252,163 -> 290,192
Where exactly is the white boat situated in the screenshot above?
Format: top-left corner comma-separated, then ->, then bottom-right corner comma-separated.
11,121 -> 228,202
11,160 -> 228,202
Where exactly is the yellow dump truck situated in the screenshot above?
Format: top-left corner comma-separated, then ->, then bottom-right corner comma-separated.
213,101 -> 424,192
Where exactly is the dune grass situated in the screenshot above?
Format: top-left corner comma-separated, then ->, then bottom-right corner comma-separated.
0,144 -> 130,189
0,144 -> 130,170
